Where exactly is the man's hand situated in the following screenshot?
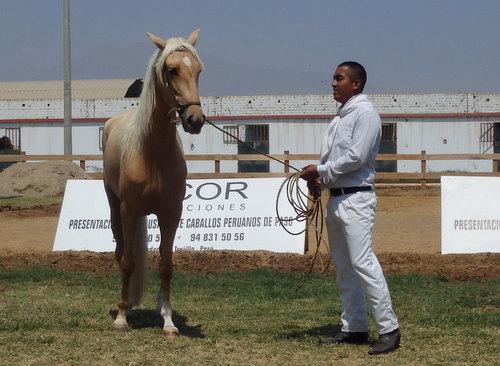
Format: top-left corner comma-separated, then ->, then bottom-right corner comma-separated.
300,164 -> 319,181
300,165 -> 321,199
307,179 -> 321,200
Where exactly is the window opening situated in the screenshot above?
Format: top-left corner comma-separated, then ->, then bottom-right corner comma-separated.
237,124 -> 270,173
376,123 -> 397,172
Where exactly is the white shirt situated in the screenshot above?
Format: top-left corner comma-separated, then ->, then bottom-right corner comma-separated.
316,94 -> 381,188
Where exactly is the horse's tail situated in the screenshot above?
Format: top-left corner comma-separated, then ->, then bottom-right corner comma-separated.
128,216 -> 148,307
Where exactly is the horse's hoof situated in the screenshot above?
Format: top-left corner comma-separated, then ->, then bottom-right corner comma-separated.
163,329 -> 179,338
113,322 -> 129,332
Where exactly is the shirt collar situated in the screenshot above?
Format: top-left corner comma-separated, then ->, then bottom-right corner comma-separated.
338,93 -> 365,116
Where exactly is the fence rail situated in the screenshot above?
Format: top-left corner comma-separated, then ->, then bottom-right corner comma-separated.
1,151 -> 499,188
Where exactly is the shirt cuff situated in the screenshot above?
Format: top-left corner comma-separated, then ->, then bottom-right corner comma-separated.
316,164 -> 328,177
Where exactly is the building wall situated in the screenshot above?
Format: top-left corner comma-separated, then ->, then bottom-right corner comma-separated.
371,94 -> 500,114
396,119 -> 488,172
179,117 -> 329,173
0,93 -> 499,174
2,93 -> 499,120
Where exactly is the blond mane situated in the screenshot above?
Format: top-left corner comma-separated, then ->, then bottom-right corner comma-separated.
122,37 -> 203,161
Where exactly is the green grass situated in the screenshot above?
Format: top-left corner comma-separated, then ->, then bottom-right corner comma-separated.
0,268 -> 498,365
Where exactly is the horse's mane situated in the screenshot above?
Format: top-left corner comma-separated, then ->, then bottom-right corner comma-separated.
122,37 -> 203,160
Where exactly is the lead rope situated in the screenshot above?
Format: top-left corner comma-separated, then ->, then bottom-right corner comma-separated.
204,118 -> 331,291
204,119 -> 300,172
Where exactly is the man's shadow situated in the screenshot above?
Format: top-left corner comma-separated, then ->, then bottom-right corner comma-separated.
283,323 -> 342,341
109,309 -> 205,338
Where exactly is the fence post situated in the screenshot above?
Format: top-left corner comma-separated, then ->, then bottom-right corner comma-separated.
284,150 -> 290,173
420,150 -> 427,190
215,159 -> 221,173
80,160 -> 85,170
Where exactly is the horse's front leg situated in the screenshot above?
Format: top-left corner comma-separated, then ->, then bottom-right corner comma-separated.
104,187 -> 128,331
157,210 -> 181,337
113,205 -> 139,332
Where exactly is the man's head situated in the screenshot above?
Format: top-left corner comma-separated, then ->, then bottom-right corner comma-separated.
332,61 -> 367,104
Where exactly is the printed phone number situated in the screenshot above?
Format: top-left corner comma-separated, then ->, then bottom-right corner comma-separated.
145,233 -> 245,243
191,232 -> 245,242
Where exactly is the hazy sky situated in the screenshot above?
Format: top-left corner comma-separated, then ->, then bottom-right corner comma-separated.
1,0 -> 499,96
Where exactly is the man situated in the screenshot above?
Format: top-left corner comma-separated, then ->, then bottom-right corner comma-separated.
300,61 -> 401,355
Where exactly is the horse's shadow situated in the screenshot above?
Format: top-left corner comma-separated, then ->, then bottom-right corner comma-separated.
109,309 -> 205,338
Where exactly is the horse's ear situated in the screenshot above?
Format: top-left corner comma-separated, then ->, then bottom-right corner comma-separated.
186,29 -> 200,46
146,32 -> 166,50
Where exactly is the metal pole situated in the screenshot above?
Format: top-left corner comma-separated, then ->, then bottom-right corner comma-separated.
63,0 -> 72,154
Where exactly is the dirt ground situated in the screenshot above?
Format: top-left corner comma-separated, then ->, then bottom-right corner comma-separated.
0,186 -> 498,281
0,162 -> 499,281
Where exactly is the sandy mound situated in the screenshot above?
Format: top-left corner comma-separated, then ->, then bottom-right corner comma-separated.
0,161 -> 91,197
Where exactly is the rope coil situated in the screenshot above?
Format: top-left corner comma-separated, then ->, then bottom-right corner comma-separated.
276,172 -> 321,235
276,173 -> 331,291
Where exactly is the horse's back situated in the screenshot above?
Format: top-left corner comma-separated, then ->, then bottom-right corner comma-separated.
103,110 -> 136,152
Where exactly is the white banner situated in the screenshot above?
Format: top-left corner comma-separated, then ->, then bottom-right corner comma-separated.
441,176 -> 500,254
53,178 -> 306,254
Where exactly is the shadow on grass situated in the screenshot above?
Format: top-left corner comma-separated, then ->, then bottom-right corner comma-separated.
283,323 -> 342,341
109,309 -> 205,338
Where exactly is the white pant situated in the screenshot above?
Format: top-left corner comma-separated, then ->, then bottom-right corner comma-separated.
325,191 -> 399,334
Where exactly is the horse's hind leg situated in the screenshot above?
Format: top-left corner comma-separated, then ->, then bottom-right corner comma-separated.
157,211 -> 181,337
104,187 -> 124,266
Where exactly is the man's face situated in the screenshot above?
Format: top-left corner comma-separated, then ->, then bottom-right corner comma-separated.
331,66 -> 359,104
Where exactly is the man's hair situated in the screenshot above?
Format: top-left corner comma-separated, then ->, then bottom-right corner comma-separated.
338,61 -> 367,92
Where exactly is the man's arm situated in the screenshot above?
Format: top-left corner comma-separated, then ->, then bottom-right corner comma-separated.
317,109 -> 380,183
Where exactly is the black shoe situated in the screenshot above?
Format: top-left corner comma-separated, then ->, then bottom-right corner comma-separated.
368,328 -> 401,355
320,331 -> 369,345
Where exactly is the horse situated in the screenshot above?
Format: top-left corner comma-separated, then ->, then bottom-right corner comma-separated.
0,136 -> 13,150
102,29 -> 205,337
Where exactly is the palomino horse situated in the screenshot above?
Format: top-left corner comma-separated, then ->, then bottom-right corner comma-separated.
102,30 -> 204,337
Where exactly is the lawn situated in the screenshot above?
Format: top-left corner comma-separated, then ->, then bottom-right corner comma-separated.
0,267 -> 498,365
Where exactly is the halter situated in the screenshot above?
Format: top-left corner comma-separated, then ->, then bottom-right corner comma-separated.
158,51 -> 202,119
177,101 -> 202,114
162,76 -> 202,119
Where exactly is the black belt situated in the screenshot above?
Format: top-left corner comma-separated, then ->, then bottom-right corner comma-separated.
330,186 -> 372,197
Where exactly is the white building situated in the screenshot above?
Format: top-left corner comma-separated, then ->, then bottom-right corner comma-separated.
0,80 -> 499,173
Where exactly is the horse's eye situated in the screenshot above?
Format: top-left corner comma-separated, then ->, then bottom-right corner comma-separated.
167,68 -> 177,75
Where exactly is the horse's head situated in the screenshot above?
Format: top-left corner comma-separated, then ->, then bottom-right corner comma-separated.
147,30 -> 205,134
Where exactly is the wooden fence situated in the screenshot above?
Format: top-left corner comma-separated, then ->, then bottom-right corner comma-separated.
1,151 -> 500,189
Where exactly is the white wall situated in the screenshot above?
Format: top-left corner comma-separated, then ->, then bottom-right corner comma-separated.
1,93 -> 499,174
2,93 -> 499,120
396,119 -> 492,172
2,121 -> 106,172
177,117 -> 330,173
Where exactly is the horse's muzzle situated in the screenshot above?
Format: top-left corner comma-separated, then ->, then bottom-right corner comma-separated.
180,105 -> 205,134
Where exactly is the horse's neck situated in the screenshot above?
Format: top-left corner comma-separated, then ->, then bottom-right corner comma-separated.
144,95 -> 179,155
149,112 -> 176,142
